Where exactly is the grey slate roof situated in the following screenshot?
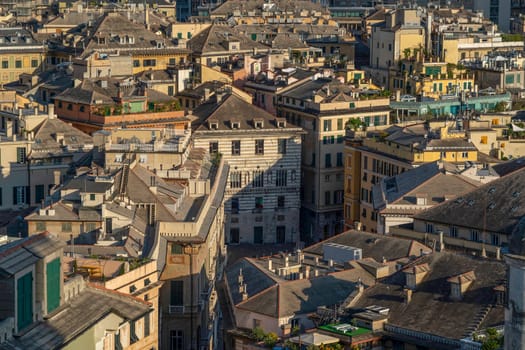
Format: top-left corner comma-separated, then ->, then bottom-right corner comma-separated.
226,257 -> 375,318
211,0 -> 327,17
0,232 -> 64,278
280,77 -> 355,101
25,202 -> 101,222
384,124 -> 477,152
351,252 -> 506,340
0,28 -> 44,52
0,286 -> 151,350
187,24 -> 269,55
491,157 -> 525,177
55,77 -> 175,105
303,230 -> 430,262
30,117 -> 93,159
226,258 -> 277,306
372,162 -> 481,212
193,94 -> 302,132
413,167 -> 525,235
62,176 -> 113,193
81,12 -> 187,58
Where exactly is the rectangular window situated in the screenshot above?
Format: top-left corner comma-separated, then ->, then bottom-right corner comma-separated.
323,120 -> 332,131
252,170 -> 264,188
449,226 -> 458,238
325,191 -> 330,205
143,59 -> 157,67
171,244 -> 183,254
278,139 -> 287,154
1,61 -> 7,69
144,314 -> 151,336
17,272 -> 33,331
277,196 -> 285,208
105,218 -> 112,234
462,152 -> 468,158
168,85 -> 174,96
311,153 -> 316,167
230,171 -> 242,188
15,60 -> 22,68
231,197 -> 239,214
17,147 -> 26,163
336,152 -> 343,167
170,280 -> 184,305
425,223 -> 434,233
325,153 -> 332,168
334,190 -> 343,204
133,60 -> 140,67
254,226 -> 263,244
255,197 -> 263,209
276,170 -> 287,187
170,330 -> 184,350
36,222 -> 46,231
13,186 -> 28,205
31,59 -> 38,68
470,229 -> 480,242
276,226 -> 286,243
35,184 -> 45,204
255,139 -> 264,155
61,222 -> 72,232
86,223 -> 96,232
209,141 -> 218,154
230,228 -> 240,243
46,258 -> 60,313
337,119 -> 343,130
231,140 -> 241,156
491,233 -> 500,246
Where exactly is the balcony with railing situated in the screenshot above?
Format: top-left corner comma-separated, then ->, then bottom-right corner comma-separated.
168,302 -> 204,314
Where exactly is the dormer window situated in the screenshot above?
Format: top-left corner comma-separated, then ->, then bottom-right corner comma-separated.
209,120 -> 219,130
404,263 -> 430,290
448,271 -> 476,301
231,121 -> 240,129
254,119 -> 264,129
276,118 -> 286,128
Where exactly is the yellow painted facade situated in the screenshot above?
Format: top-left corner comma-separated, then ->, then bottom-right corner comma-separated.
0,51 -> 46,85
131,52 -> 190,75
441,36 -> 524,64
344,125 -> 478,231
391,59 -> 475,98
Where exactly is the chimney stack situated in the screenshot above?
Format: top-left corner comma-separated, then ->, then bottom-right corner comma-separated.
268,259 -> 272,271
404,288 -> 412,304
238,268 -> 243,285
48,104 -> 55,118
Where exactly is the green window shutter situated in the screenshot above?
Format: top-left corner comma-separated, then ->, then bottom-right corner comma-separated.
17,272 -> 33,330
46,258 -> 61,313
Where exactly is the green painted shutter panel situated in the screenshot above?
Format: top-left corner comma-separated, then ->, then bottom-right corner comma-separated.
17,272 -> 33,330
46,258 -> 60,313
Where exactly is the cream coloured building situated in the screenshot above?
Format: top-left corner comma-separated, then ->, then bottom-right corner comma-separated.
0,105 -> 93,210
368,8 -> 425,87
276,76 -> 390,242
192,92 -> 304,244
